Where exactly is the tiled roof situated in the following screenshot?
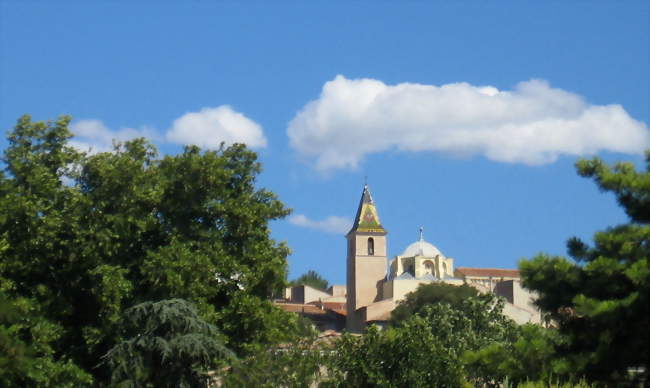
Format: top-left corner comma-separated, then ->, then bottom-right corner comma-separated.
348,184 -> 386,235
455,267 -> 520,278
320,301 -> 346,311
329,309 -> 347,317
275,301 -> 347,316
274,302 -> 326,315
420,273 -> 436,281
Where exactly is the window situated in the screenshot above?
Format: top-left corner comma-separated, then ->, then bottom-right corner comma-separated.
406,264 -> 414,275
368,237 -> 374,255
424,261 -> 434,275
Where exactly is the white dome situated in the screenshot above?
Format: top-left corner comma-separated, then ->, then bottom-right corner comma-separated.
402,239 -> 442,257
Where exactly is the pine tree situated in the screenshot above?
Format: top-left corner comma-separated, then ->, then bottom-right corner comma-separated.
104,299 -> 234,387
520,152 -> 650,384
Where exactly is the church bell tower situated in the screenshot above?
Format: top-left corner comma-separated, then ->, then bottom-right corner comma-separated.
346,184 -> 388,331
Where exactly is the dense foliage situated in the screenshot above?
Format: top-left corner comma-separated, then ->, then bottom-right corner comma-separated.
322,293 -> 517,387
2,114 -> 645,387
289,269 -> 330,290
227,294 -> 596,388
389,282 -> 479,325
104,299 -> 234,387
0,292 -> 92,387
0,115 -> 299,384
520,152 -> 650,384
463,323 -> 571,385
223,334 -> 326,387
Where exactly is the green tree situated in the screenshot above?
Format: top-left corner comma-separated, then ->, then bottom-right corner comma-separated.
0,294 -> 29,385
325,322 -> 465,388
463,323 -> 572,385
0,115 -> 298,383
289,269 -> 330,290
389,282 -> 479,326
416,294 -> 517,368
0,292 -> 92,387
327,293 -> 515,387
104,299 -> 234,387
222,334 -> 326,388
520,152 -> 650,384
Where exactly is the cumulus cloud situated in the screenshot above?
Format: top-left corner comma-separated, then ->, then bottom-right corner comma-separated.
166,105 -> 267,149
69,119 -> 156,154
70,105 -> 267,153
287,75 -> 650,170
288,214 -> 352,234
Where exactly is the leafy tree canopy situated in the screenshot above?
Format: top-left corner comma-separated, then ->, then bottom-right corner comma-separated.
463,323 -> 572,386
223,334 -> 326,388
104,299 -> 234,388
289,269 -> 329,291
327,293 -> 516,387
0,292 -> 92,387
0,115 -> 299,383
326,321 -> 465,388
520,152 -> 650,383
389,282 -> 479,326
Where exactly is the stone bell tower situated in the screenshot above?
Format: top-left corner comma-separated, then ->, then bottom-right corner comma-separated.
346,184 -> 388,331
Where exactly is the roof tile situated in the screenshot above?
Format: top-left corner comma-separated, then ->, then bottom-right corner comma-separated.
455,267 -> 520,278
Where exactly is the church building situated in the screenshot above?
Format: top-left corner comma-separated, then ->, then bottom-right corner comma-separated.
278,184 -> 542,332
345,184 -> 541,332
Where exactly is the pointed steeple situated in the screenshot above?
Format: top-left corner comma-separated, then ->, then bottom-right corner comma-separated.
347,184 -> 386,236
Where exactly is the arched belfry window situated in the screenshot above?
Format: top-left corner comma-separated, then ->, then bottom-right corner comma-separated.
368,237 -> 374,255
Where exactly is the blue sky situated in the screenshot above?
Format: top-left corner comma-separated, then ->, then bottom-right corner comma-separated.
1,1 -> 648,286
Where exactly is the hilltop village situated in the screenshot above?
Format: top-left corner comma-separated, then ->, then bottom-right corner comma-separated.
276,185 -> 542,332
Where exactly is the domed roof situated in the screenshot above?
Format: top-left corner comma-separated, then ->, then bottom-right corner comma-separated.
401,227 -> 442,257
402,240 -> 442,257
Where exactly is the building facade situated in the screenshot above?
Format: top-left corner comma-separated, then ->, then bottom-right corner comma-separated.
278,184 -> 542,332
345,185 -> 541,332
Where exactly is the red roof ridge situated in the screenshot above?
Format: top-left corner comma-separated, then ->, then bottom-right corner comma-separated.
455,267 -> 520,277
456,266 -> 519,271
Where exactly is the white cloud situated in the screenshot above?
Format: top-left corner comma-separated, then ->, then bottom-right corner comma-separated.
288,214 -> 352,235
287,75 -> 650,170
166,105 -> 267,149
69,119 -> 156,154
70,105 -> 267,153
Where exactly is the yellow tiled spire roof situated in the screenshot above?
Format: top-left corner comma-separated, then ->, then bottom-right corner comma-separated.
347,184 -> 387,235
